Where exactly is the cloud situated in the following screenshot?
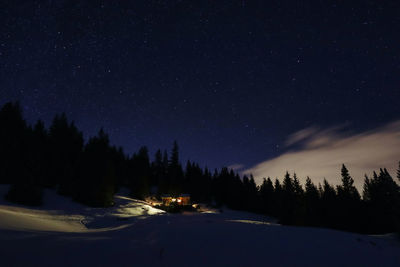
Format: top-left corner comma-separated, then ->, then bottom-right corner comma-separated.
243,121 -> 400,190
228,164 -> 245,171
285,126 -> 319,146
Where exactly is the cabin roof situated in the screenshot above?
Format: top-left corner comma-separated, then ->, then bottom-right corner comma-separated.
161,194 -> 190,198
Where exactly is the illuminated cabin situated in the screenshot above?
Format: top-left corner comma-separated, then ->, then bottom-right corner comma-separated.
161,195 -> 173,206
178,194 -> 191,205
161,194 -> 191,206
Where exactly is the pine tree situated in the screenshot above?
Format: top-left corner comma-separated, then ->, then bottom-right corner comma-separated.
0,102 -> 43,206
362,175 -> 371,201
282,171 -> 294,194
152,149 -> 164,195
167,141 -> 184,195
336,164 -> 361,231
280,172 -> 298,224
110,146 -> 128,190
31,120 -> 51,187
304,177 -> 320,226
259,177 -> 274,215
293,173 -> 304,196
129,146 -> 151,199
170,141 -> 179,167
320,179 -> 338,228
364,168 -> 400,233
0,102 -> 28,184
74,128 -> 116,207
162,150 -> 169,170
272,178 -> 283,218
201,167 -> 212,202
243,175 -> 258,211
49,113 -> 83,191
274,178 -> 282,194
184,161 -> 206,202
337,164 -> 360,202
305,177 -> 318,197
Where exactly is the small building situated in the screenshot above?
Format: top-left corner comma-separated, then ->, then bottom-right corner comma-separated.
178,194 -> 191,205
161,194 -> 191,206
161,195 -> 173,206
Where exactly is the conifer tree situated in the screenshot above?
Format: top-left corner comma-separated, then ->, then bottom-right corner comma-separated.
320,179 -> 338,228
305,177 -> 318,198
153,149 -> 165,195
304,177 -> 320,226
0,102 -> 28,184
110,146 -> 128,190
336,164 -> 361,231
243,175 -> 258,211
0,102 -> 43,206
49,113 -> 83,191
274,178 -> 282,194
259,177 -> 274,215
30,120 -> 51,187
293,173 -> 304,196
170,141 -> 179,165
167,141 -> 184,195
162,150 -> 169,169
201,167 -> 213,202
130,146 -> 151,199
282,171 -> 294,194
362,175 -> 371,201
337,164 -> 360,202
273,178 -> 283,218
74,128 -> 116,207
363,168 -> 400,233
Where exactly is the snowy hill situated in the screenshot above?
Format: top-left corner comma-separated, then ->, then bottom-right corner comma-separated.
0,185 -> 399,267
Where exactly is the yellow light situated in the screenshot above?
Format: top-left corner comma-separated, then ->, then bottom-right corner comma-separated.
172,198 -> 176,202
177,199 -> 182,203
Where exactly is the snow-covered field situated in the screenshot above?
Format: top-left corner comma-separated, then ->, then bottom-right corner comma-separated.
0,185 -> 399,267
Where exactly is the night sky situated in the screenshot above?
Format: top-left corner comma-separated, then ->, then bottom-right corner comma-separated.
1,1 -> 399,175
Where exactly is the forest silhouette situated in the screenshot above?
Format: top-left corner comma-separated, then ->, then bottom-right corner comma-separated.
1,101 -> 399,234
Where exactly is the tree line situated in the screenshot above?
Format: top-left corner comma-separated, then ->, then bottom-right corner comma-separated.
1,101 -> 399,234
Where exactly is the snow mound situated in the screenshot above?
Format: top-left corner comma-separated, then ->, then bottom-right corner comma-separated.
0,185 -> 164,232
0,205 -> 86,232
112,195 -> 165,218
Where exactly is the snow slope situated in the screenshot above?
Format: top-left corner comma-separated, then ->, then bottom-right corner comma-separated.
0,185 -> 164,233
0,185 -> 399,267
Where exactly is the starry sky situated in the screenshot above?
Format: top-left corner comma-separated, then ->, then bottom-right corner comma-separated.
1,0 -> 399,175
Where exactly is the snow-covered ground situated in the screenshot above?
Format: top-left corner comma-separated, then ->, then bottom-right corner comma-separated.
0,185 -> 399,267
